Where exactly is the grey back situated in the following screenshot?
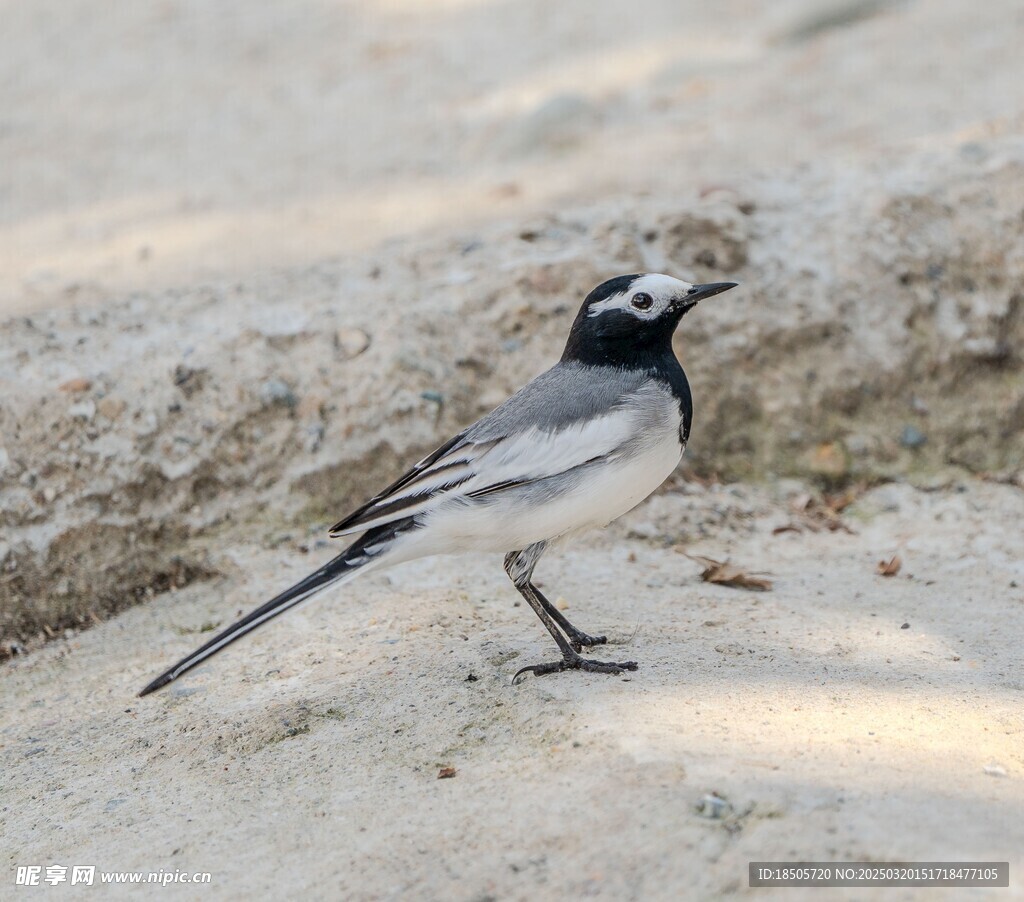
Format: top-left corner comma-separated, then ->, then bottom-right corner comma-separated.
465,361 -> 647,441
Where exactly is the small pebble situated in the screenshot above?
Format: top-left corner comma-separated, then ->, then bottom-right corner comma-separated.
335,328 -> 370,360
260,378 -> 297,409
900,425 -> 927,449
695,793 -> 732,819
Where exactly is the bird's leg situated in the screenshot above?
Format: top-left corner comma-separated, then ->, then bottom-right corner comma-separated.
504,546 -> 637,683
529,582 -> 607,652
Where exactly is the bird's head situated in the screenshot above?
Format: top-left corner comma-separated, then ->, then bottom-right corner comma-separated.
562,273 -> 737,365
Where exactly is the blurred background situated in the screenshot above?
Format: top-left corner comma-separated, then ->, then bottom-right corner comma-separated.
4,0 -> 1022,310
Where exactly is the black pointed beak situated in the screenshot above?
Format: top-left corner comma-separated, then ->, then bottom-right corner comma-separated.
688,281 -> 738,303
673,281 -> 738,315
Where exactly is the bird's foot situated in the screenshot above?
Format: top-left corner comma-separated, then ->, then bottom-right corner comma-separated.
565,629 -> 607,653
512,652 -> 637,684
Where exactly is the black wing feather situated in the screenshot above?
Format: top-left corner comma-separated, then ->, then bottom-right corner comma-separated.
328,431 -> 469,537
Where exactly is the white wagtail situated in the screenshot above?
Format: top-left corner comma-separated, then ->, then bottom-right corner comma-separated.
139,274 -> 736,695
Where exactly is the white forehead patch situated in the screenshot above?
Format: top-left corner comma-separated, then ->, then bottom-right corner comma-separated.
588,273 -> 694,319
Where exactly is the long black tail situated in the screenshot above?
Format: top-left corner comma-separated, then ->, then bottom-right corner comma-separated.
139,550 -> 362,697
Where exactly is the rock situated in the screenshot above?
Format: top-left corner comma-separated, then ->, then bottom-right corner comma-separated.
6,133 -> 1024,662
59,377 -> 92,393
259,378 -> 298,409
900,425 -> 927,449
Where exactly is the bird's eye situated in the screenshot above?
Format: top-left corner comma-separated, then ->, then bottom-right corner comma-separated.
631,292 -> 654,311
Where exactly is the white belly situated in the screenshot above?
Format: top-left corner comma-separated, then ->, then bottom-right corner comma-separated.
414,425 -> 683,554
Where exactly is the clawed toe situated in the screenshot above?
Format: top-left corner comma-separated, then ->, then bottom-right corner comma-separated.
512,653 -> 638,684
578,656 -> 637,675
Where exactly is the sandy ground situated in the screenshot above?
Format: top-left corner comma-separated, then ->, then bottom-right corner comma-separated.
3,480 -> 1023,898
4,0 -> 1024,898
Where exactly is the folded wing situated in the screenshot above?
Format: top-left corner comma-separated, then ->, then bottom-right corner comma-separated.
328,407 -> 638,538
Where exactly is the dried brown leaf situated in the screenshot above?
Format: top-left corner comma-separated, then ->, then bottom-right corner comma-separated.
685,554 -> 773,592
772,524 -> 801,535
877,555 -> 902,577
